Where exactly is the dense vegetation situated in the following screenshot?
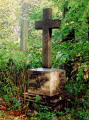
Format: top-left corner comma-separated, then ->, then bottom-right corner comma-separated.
0,0 -> 89,120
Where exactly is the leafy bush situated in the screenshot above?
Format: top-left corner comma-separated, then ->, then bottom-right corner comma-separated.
77,108 -> 89,120
0,43 -> 29,107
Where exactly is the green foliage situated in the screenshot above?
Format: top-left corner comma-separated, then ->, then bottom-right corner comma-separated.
35,95 -> 42,103
50,0 -> 89,43
35,105 -> 56,120
0,112 -> 3,117
0,0 -> 89,119
0,42 -> 29,108
77,108 -> 89,120
28,44 -> 42,68
0,77 -> 16,103
0,0 -> 20,42
27,0 -> 89,120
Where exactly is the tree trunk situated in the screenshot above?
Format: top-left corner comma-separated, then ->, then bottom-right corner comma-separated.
20,1 -> 29,51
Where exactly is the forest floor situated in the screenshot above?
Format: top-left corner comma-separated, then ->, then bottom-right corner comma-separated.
0,110 -> 28,120
0,109 -> 62,120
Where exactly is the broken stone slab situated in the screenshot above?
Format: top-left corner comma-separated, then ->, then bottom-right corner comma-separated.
27,68 -> 66,96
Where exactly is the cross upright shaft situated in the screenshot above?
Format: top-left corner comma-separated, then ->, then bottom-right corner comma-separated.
35,8 -> 60,68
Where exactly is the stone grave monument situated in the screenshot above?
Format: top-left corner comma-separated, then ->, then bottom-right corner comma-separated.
26,8 -> 67,108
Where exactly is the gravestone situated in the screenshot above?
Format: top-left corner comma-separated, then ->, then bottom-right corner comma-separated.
27,8 -> 66,98
28,68 -> 66,97
26,9 -> 67,109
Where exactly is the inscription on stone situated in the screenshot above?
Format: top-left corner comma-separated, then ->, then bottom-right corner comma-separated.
28,69 -> 66,96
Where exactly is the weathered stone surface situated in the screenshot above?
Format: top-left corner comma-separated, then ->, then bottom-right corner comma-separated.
35,8 -> 61,68
35,20 -> 60,29
28,68 -> 66,96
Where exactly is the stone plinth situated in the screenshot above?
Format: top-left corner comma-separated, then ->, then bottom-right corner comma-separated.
28,68 -> 66,96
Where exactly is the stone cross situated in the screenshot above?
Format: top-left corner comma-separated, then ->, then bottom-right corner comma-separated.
35,8 -> 60,68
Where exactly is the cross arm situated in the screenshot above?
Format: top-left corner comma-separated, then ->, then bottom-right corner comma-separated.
51,19 -> 61,29
41,19 -> 61,29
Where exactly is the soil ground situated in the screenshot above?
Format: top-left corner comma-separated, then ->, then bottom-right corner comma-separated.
0,110 -> 28,120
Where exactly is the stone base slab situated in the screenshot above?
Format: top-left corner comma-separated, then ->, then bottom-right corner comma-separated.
23,91 -> 73,110
28,68 -> 66,96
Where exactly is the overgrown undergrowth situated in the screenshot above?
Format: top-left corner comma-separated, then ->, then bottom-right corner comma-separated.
0,40 -> 89,120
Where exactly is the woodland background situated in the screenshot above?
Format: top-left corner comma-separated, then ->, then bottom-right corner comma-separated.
0,0 -> 89,120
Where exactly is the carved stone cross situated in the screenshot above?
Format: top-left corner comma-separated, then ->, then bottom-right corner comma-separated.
35,8 -> 60,68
